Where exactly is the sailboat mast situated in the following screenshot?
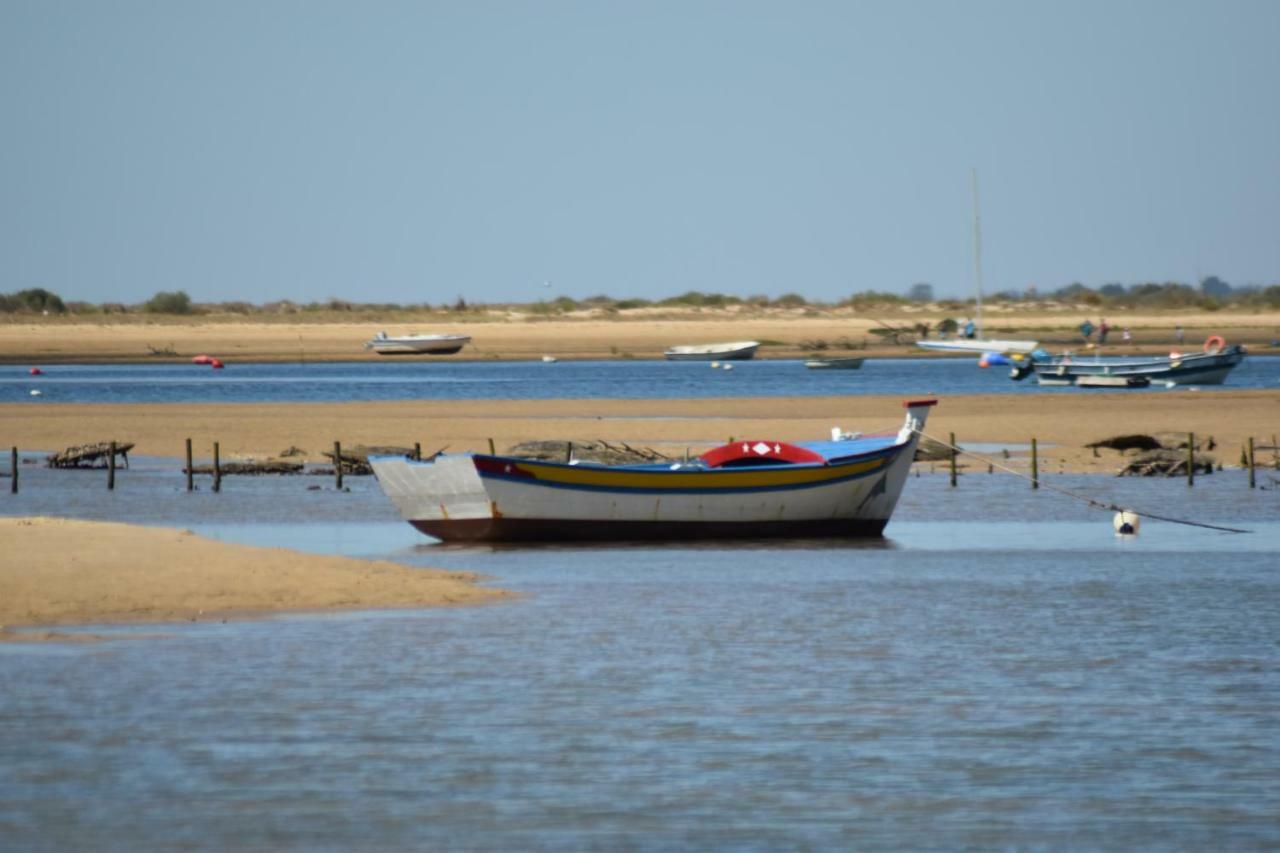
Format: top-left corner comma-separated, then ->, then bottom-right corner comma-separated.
971,168 -> 984,339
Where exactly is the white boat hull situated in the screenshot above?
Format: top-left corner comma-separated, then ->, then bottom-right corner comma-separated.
916,338 -> 1040,355
364,333 -> 471,355
664,341 -> 760,361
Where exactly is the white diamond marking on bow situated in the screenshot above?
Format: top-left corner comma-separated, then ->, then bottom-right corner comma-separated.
752,442 -> 772,456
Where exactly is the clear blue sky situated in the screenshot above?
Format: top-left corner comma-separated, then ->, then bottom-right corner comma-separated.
3,0 -> 1278,305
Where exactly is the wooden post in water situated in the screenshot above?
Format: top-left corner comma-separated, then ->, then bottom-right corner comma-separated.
487,438 -> 495,455
1031,437 -> 1039,489
213,442 -> 221,493
185,438 -> 194,491
334,441 -> 343,490
413,442 -> 421,461
1187,432 -> 1194,487
949,432 -> 958,487
10,447 -> 17,494
108,440 -> 116,490
565,441 -> 573,463
1248,436 -> 1256,489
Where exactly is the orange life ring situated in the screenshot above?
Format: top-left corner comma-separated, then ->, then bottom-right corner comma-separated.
1203,335 -> 1225,352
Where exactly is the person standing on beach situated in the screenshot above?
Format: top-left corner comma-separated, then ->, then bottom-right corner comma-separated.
1122,327 -> 1132,344
1079,319 -> 1095,342
1176,324 -> 1185,346
1098,319 -> 1110,344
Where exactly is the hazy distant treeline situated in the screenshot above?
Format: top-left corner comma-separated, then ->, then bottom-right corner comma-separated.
3,279 -> 1279,316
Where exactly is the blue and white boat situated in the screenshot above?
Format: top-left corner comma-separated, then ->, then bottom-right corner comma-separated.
1010,338 -> 1246,387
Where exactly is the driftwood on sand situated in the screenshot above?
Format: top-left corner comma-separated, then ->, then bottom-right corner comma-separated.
321,445 -> 420,475
1086,434 -> 1164,453
46,442 -> 134,469
506,440 -> 672,465
913,437 -> 954,461
1118,450 -> 1216,477
187,460 -> 305,476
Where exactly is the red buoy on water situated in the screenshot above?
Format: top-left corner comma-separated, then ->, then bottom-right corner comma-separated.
210,358 -> 225,369
192,354 -> 213,364
29,367 -> 42,375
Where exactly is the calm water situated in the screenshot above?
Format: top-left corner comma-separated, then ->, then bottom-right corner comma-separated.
4,355 -> 1278,403
2,466 -> 1279,848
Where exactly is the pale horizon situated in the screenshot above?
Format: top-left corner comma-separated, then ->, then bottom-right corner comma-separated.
4,1 -> 1278,306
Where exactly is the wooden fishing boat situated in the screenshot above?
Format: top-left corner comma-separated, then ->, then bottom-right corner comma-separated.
663,341 -> 759,361
370,399 -> 937,542
1011,338 -> 1246,387
804,357 -> 865,370
364,332 -> 471,355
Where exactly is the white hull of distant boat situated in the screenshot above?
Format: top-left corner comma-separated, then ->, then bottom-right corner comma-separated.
916,338 -> 1040,355
664,341 -> 760,361
364,332 -> 471,355
804,357 -> 865,370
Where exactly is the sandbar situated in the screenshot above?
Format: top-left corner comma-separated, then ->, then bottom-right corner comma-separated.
3,309 -> 1276,363
3,391 -> 1278,475
0,517 -> 510,641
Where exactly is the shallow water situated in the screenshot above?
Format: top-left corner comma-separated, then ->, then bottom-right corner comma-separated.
5,354 -> 1277,404
2,469 -> 1279,849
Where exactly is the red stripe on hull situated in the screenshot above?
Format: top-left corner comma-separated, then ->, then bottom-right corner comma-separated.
409,517 -> 889,542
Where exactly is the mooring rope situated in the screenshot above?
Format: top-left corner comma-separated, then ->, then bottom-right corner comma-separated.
913,428 -> 1252,534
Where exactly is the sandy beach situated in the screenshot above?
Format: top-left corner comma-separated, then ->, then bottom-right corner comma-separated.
2,309 -> 1277,363
3,391 -> 1277,476
0,517 -> 510,641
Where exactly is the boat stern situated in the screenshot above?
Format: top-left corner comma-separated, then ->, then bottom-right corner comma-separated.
369,454 -> 493,524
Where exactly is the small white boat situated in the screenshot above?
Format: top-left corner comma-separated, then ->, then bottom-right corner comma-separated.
916,338 -> 1040,355
804,357 -> 865,370
370,399 -> 937,542
664,341 -> 759,361
364,331 -> 471,355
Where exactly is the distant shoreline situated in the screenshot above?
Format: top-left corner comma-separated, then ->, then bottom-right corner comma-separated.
2,310 -> 1276,364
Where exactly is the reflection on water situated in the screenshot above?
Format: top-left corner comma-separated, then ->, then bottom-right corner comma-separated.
2,468 -> 1278,848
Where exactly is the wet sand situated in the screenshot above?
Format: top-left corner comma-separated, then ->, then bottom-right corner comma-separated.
0,517 -> 511,641
3,310 -> 1276,363
3,391 -> 1278,475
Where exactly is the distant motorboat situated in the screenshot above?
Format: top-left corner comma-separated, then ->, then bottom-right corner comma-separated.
664,341 -> 759,361
364,331 -> 471,356
804,357 -> 865,370
1010,338 -> 1246,387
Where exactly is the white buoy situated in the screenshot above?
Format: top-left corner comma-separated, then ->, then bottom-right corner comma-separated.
1113,510 -> 1140,535
710,361 -> 720,368
29,389 -> 42,397
722,363 -> 733,370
